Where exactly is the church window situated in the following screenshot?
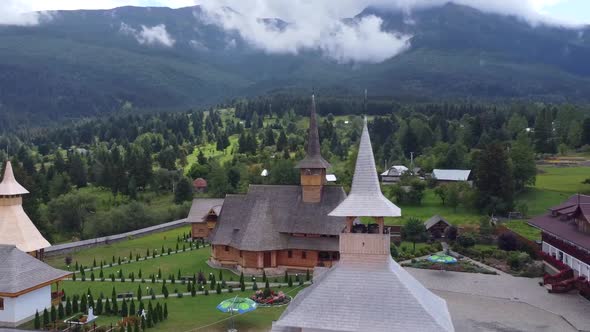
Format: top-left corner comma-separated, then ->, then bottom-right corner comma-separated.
288,250 -> 293,258
302,251 -> 307,259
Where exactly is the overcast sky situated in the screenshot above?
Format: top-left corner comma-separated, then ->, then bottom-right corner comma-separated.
2,0 -> 588,24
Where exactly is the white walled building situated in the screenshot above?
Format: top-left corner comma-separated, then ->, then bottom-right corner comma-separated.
0,245 -> 70,327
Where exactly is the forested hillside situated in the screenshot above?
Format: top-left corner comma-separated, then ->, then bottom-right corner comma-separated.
1,3 -> 590,128
1,96 -> 589,243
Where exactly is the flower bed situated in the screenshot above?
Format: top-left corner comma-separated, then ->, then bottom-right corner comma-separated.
402,259 -> 497,275
250,290 -> 291,307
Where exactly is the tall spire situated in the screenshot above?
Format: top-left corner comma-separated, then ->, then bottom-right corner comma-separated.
295,95 -> 331,169
0,161 -> 29,196
329,118 -> 401,217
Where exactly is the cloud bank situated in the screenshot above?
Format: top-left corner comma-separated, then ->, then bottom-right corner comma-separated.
120,23 -> 176,47
198,1 -> 411,64
194,0 -> 581,64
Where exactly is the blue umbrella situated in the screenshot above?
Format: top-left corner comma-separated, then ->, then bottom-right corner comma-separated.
217,297 -> 258,331
427,254 -> 458,271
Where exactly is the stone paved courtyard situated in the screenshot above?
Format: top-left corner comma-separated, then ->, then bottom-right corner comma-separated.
407,267 -> 590,332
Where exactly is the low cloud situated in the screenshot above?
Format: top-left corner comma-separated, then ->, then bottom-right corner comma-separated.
120,23 -> 176,47
0,0 -> 41,25
198,2 -> 411,64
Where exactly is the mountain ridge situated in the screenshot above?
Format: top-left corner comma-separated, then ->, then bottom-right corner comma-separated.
1,3 -> 590,127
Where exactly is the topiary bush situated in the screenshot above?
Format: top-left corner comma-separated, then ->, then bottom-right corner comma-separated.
456,233 -> 476,248
497,233 -> 519,251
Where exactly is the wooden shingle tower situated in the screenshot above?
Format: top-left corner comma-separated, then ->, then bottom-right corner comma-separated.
295,95 -> 331,203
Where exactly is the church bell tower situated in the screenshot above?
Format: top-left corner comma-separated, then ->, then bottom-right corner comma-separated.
296,95 -> 331,203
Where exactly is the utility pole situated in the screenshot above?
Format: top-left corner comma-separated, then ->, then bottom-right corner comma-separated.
410,152 -> 414,172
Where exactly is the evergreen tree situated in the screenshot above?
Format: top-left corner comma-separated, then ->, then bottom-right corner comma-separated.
42,308 -> 49,327
34,311 -> 40,329
474,143 -> 515,214
50,305 -> 57,322
65,297 -> 72,315
72,295 -> 79,313
80,293 -> 87,312
105,298 -> 111,314
121,298 -> 128,317
174,177 -> 193,204
137,285 -> 142,301
58,302 -> 65,319
96,297 -> 103,315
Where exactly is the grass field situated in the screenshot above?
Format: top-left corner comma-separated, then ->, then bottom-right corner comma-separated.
98,248 -> 217,281
504,221 -> 541,241
514,187 -> 570,216
39,226 -> 306,332
384,189 -> 482,226
22,288 -> 302,332
535,166 -> 590,194
45,226 -> 193,269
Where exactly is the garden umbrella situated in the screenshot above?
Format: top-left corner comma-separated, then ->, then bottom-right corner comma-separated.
217,297 -> 258,332
427,254 -> 458,271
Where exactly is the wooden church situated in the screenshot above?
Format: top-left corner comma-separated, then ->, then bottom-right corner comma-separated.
209,96 -> 347,274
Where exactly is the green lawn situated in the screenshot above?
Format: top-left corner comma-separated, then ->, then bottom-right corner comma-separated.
98,247 -> 217,281
536,166 -> 590,194
514,187 -> 570,216
503,221 -> 541,242
45,226 -> 193,270
22,288 -> 302,331
384,189 -> 482,226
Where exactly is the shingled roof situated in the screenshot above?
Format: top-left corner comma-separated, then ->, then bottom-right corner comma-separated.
186,198 -> 224,224
0,161 -> 29,196
329,118 -> 401,217
271,244 -> 455,332
209,185 -> 346,251
0,245 -> 70,296
425,215 -> 451,230
295,95 -> 331,170
0,162 -> 51,252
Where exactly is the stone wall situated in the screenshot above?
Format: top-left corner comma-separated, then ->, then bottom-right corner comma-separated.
44,219 -> 187,257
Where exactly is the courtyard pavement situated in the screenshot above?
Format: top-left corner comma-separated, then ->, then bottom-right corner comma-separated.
407,267 -> 590,331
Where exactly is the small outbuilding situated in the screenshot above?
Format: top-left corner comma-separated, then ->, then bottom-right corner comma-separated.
432,169 -> 471,184
186,198 -> 224,239
424,215 -> 451,239
0,245 -> 71,327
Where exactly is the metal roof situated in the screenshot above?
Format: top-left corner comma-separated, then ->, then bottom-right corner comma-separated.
432,169 -> 471,181
0,245 -> 70,295
0,161 -> 29,196
329,118 -> 401,217
295,95 -> 331,170
528,194 -> 590,251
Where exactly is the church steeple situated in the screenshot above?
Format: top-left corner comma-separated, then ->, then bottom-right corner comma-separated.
296,95 -> 331,170
296,95 -> 330,203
